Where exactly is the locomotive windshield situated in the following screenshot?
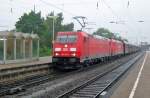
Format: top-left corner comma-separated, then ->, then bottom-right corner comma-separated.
56,35 -> 77,43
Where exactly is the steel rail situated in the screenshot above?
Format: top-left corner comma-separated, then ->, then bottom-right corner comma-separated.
0,53 -> 140,97
57,53 -> 143,98
0,63 -> 52,72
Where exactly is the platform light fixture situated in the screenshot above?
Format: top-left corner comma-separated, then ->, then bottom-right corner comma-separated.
48,15 -> 58,43
0,38 -> 7,41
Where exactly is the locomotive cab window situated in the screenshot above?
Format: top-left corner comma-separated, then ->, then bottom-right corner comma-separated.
68,35 -> 77,43
56,35 -> 77,43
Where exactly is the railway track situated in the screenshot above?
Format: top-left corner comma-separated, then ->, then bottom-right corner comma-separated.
0,65 -> 89,96
0,53 -> 141,97
13,53 -> 140,98
0,63 -> 51,84
0,56 -> 119,97
57,53 -> 143,98
0,70 -> 61,96
1,62 -> 106,97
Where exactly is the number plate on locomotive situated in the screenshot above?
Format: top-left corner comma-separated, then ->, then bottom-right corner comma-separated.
63,48 -> 68,51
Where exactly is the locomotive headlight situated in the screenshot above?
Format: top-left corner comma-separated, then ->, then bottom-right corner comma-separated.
55,53 -> 59,56
55,48 -> 61,51
70,48 -> 76,51
64,44 -> 68,47
72,53 -> 76,56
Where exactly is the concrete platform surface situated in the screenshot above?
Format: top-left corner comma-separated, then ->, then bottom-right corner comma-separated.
110,51 -> 150,98
0,56 -> 52,70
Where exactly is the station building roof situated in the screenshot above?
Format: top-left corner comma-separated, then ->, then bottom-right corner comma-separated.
0,31 -> 39,39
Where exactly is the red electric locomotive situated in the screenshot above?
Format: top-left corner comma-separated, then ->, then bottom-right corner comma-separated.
110,39 -> 124,57
52,31 -> 125,69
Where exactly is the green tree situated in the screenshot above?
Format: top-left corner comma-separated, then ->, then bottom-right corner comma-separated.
93,28 -> 114,38
93,28 -> 128,42
15,11 -> 74,56
61,23 -> 74,31
15,11 -> 46,35
123,39 -> 128,42
44,12 -> 74,41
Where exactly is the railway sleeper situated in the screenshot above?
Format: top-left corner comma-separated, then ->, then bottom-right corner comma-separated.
0,70 -> 49,84
7,86 -> 25,95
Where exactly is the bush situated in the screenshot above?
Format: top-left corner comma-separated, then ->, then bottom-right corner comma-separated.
40,46 -> 52,57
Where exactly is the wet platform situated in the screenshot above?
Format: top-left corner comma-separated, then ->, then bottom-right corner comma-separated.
0,56 -> 52,70
110,51 -> 150,98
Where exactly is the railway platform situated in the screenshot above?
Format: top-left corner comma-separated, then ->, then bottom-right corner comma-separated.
110,51 -> 150,98
0,56 -> 52,70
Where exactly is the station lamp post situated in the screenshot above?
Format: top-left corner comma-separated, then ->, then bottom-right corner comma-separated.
48,16 -> 58,43
48,15 -> 58,55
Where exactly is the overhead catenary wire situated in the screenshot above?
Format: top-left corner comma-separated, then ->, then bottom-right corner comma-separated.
125,0 -> 144,40
96,0 -> 107,19
125,0 -> 143,44
101,0 -> 137,34
127,1 -> 130,8
101,0 -> 143,44
101,0 -> 119,20
39,0 -> 98,31
124,0 -> 142,35
39,0 -> 76,16
6,0 -> 140,39
46,1 -> 96,6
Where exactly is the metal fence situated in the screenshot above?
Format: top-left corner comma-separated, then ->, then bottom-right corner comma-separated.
0,32 -> 39,64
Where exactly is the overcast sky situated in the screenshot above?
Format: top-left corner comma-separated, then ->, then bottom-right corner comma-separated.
0,0 -> 149,44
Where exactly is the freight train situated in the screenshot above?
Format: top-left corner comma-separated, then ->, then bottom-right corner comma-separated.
52,31 -> 139,70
